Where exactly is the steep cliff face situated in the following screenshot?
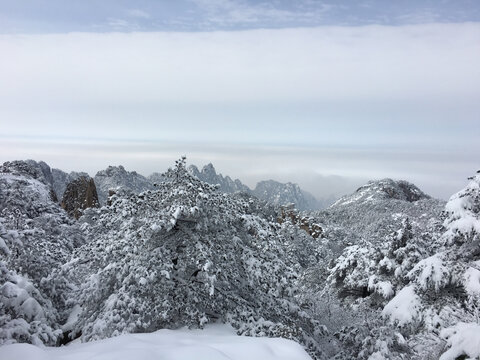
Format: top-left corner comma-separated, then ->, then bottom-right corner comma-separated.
51,169 -> 89,202
61,176 -> 100,219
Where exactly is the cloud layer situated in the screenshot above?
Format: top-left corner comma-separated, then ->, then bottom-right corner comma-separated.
0,23 -> 479,199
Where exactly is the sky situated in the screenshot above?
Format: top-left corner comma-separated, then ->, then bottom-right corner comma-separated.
0,1 -> 479,200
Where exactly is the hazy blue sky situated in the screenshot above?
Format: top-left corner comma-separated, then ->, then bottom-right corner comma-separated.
1,0 -> 479,32
0,1 -> 479,200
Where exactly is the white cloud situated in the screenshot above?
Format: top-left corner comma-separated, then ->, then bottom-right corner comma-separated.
127,9 -> 151,19
106,18 -> 132,29
190,0 -> 320,25
0,136 -> 474,200
0,23 -> 478,105
0,23 -> 478,199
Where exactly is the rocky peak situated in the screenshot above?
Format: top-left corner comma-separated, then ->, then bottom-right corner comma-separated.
1,160 -> 52,185
332,178 -> 430,208
187,163 -> 250,194
201,163 -> 217,176
0,160 -> 60,203
358,179 -> 428,202
96,165 -> 127,177
187,165 -> 201,178
148,172 -> 166,185
51,168 -> 89,202
253,180 -> 319,211
94,165 -> 153,206
61,176 -> 100,219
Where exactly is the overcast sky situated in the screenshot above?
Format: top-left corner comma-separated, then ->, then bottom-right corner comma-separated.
0,1 -> 479,200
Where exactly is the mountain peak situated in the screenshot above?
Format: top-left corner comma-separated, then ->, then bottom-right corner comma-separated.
253,180 -> 319,211
201,163 -> 217,176
333,178 -> 430,207
94,165 -> 153,205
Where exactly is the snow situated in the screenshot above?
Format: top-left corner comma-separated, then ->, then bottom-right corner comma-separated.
368,276 -> 394,298
19,297 -> 44,321
439,322 -> 480,360
407,253 -> 450,291
62,305 -> 82,332
382,285 -> 421,327
0,325 -> 312,360
463,260 -> 480,297
1,281 -> 29,308
443,174 -> 480,240
0,236 -> 10,255
2,174 -> 51,203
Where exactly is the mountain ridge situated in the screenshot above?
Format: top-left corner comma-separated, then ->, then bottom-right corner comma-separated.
1,158 -> 479,360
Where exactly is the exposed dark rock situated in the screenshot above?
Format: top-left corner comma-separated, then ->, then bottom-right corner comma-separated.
278,204 -> 323,238
51,168 -> 89,202
62,176 -> 100,219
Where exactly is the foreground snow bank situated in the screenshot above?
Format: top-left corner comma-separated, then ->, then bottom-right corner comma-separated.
0,324 -> 312,360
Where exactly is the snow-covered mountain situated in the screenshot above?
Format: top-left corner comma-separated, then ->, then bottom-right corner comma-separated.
0,160 -> 86,346
315,178 -> 445,245
188,163 -> 251,194
49,161 -> 325,211
301,175 -> 480,359
187,163 -> 323,210
53,157 -> 323,356
94,165 -> 154,206
253,180 -> 320,211
332,178 -> 430,207
1,158 -> 479,360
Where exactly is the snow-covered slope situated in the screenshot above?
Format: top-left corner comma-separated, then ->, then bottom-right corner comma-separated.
53,157 -> 323,356
332,178 -> 429,207
2,158 -> 479,360
253,180 -> 320,211
0,325 -> 312,360
94,165 -> 154,205
315,178 -> 444,247
0,161 -> 85,346
301,173 -> 480,359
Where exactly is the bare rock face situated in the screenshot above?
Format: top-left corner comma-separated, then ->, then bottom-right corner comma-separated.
61,176 -> 100,219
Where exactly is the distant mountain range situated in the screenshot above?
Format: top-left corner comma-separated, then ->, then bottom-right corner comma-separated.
21,159 -> 332,211
188,163 -> 332,210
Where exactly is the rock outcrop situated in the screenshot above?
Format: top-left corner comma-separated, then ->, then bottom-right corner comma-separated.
51,168 -> 89,202
61,176 -> 100,219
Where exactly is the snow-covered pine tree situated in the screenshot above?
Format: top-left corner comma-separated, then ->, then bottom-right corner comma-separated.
0,161 -> 85,345
53,157 -> 324,357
